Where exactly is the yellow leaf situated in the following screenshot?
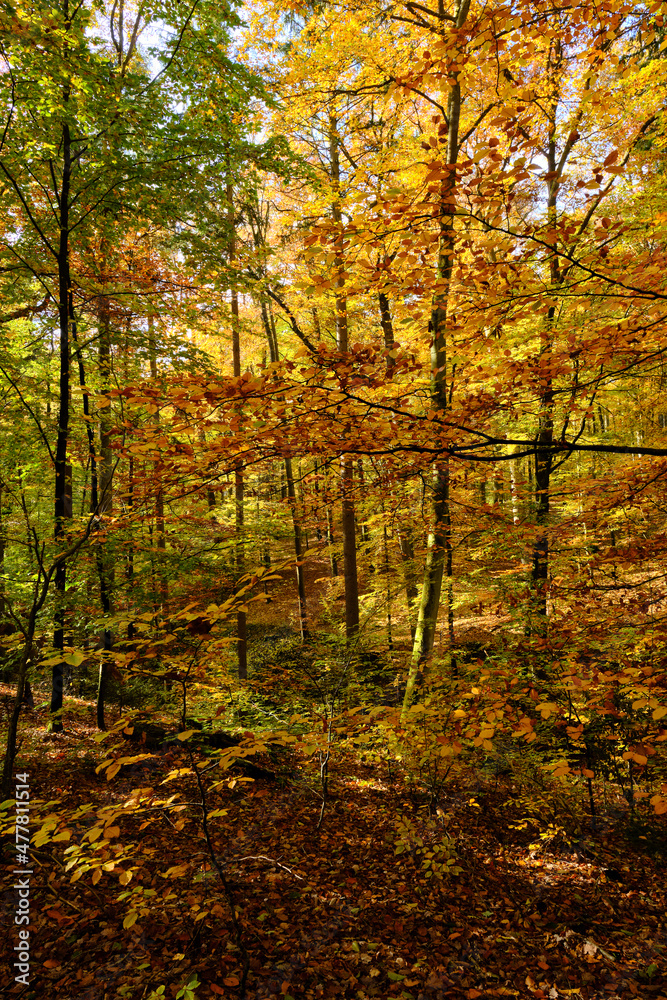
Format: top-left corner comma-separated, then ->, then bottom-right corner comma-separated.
537,702 -> 558,718
651,794 -> 667,815
119,870 -> 132,886
653,706 -> 667,721
161,864 -> 189,878
92,869 -> 102,885
123,910 -> 138,929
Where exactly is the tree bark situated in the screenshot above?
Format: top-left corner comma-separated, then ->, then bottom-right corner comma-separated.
330,116 -> 359,639
148,313 -> 168,610
228,178 -> 247,680
341,456 -> 359,639
284,456 -> 308,639
379,289 -> 395,375
71,300 -> 114,728
404,0 -> 470,714
0,479 -> 6,617
398,530 -> 419,640
51,118 -> 73,733
259,283 -> 308,636
529,38 -> 562,635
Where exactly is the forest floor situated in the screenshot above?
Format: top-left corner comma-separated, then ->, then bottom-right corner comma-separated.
2,684 -> 667,1000
2,560 -> 667,1000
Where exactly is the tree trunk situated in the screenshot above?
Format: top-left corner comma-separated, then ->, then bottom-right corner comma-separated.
356,459 -> 370,546
258,284 -> 308,637
383,525 -> 393,650
529,39 -> 562,636
148,313 -> 168,610
398,530 -> 418,640
0,479 -> 6,617
3,644 -> 32,794
326,505 -> 338,578
330,116 -> 359,640
341,457 -> 359,639
98,295 -> 114,515
284,456 -> 308,639
404,463 -> 452,709
379,289 -> 395,375
228,178 -> 247,680
51,120 -> 73,733
3,548 -> 69,790
72,301 -> 114,728
404,0 -> 470,714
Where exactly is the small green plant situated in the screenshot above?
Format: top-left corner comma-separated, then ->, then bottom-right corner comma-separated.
393,814 -> 462,878
176,975 -> 201,1000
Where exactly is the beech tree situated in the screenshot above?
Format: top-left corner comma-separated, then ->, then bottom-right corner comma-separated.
0,0 -> 272,731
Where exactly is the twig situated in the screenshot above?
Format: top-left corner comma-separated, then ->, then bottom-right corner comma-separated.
230,855 -> 305,880
188,750 -> 250,1000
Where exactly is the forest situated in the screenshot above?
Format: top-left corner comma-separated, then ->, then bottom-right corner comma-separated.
1,0 -> 667,997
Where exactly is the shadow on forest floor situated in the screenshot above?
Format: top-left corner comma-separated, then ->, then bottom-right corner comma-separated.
1,681 -> 667,1000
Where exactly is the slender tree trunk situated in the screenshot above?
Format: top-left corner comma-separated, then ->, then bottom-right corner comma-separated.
509,447 -> 521,525
98,295 -> 113,515
326,505 -> 338,578
312,461 -> 323,542
2,611 -> 39,795
383,525 -> 393,650
356,459 -> 370,546
340,459 -> 359,639
404,0 -> 470,714
529,40 -> 562,636
72,300 -> 114,728
330,116 -> 359,639
379,289 -> 395,375
405,464 -> 451,708
126,450 -> 135,640
3,643 -> 32,794
0,479 -> 5,617
148,314 -> 168,610
259,284 -> 308,635
330,116 -> 348,354
284,456 -> 308,639
312,306 -> 322,341
51,119 -> 73,733
3,537 -> 76,791
398,530 -> 418,640
228,179 -> 247,680
197,426 -> 217,510
260,297 -> 279,366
